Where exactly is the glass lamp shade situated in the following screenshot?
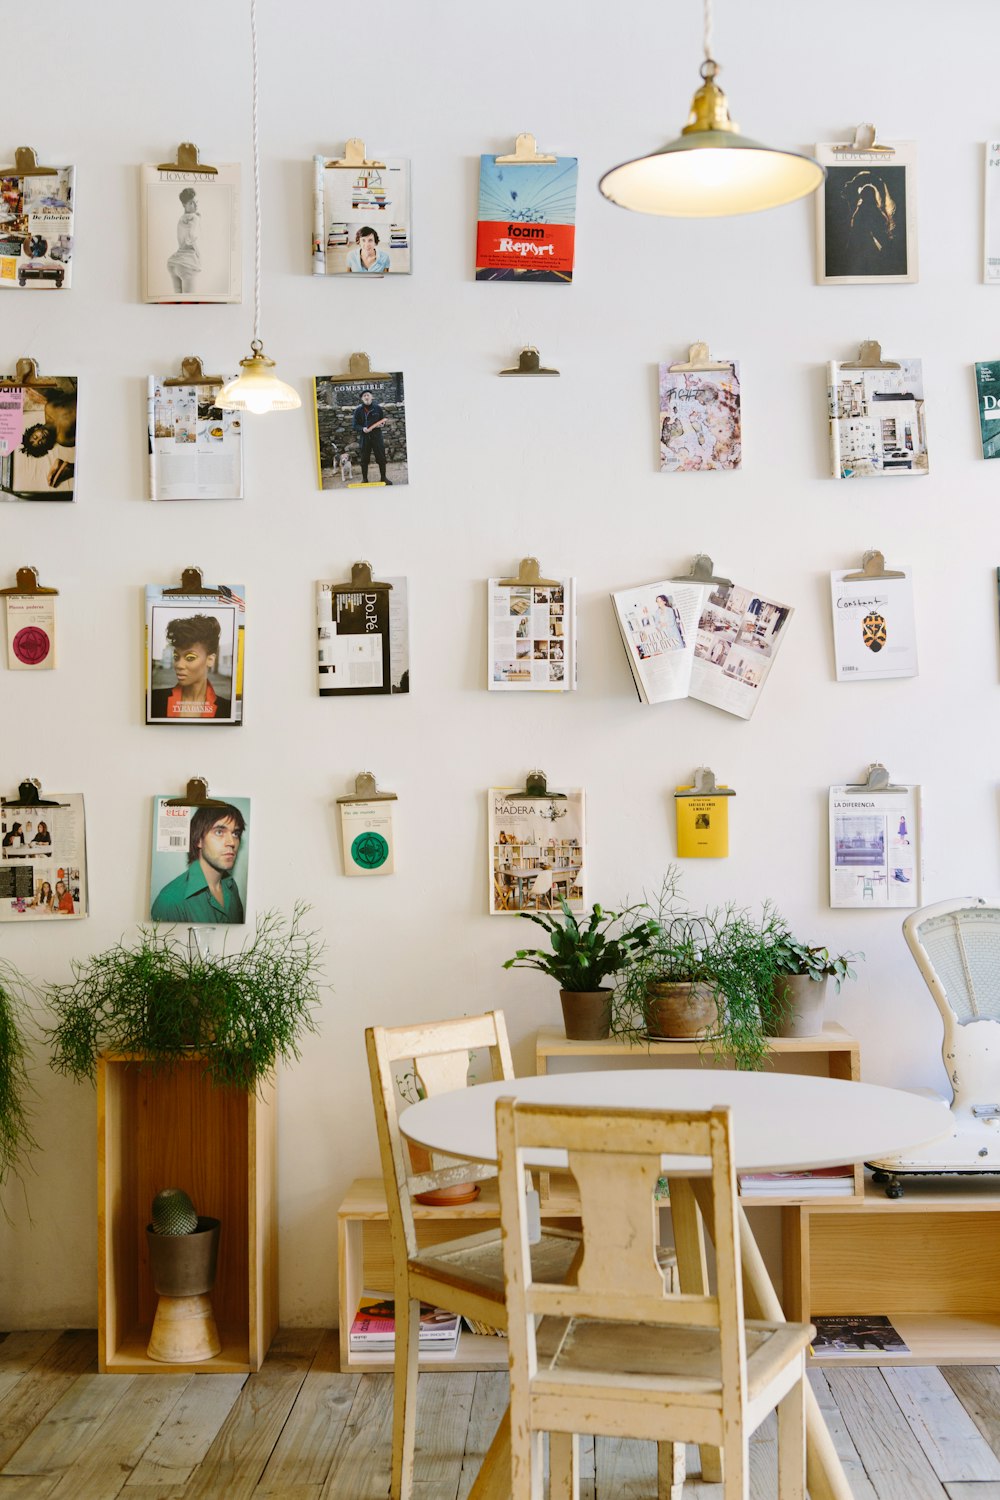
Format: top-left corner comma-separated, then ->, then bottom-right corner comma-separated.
215,342 -> 301,414
599,62 -> 825,218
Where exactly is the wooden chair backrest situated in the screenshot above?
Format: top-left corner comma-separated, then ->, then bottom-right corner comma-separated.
366,1012 -> 515,1260
497,1100 -> 746,1410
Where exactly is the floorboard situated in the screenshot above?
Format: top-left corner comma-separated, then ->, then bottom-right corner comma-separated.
0,1331 -> 97,1468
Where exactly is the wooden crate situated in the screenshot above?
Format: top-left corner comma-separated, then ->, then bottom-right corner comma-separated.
97,1052 -> 277,1374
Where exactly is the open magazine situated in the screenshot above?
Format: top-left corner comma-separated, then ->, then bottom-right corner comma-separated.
611,577 -> 792,719
1,793 -> 87,920
148,374 -> 243,500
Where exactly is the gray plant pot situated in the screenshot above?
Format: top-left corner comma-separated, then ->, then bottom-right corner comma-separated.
146,1216 -> 221,1297
773,974 -> 829,1038
559,989 -> 612,1040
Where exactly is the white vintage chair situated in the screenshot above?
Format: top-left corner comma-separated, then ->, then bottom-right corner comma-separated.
366,1012 -> 584,1500
869,897 -> 999,1197
497,1098 -> 813,1500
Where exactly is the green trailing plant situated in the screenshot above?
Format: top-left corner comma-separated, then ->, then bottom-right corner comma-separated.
0,958 -> 37,1192
503,899 -> 658,991
46,903 -> 324,1093
613,870 -> 787,1072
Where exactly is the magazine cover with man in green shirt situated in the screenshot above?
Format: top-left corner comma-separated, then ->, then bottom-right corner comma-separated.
150,794 -> 250,924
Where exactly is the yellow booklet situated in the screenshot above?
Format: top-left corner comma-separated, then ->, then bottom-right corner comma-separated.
675,786 -> 730,858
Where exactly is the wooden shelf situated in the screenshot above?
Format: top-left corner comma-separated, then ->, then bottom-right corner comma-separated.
97,1053 -> 278,1375
783,1176 -> 1000,1365
337,1174 -> 581,1372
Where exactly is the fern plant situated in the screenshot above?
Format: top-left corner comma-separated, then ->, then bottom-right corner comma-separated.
503,899 -> 657,991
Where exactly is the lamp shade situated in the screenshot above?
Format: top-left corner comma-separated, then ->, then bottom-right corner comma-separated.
599,61 -> 825,218
216,342 -> 301,414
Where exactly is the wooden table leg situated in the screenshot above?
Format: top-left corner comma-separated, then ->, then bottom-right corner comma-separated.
689,1182 -> 854,1500
667,1177 -> 723,1483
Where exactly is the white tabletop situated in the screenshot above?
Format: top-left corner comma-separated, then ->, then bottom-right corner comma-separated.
399,1070 -> 950,1174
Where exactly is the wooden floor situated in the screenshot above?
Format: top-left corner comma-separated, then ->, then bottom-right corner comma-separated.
4,1331 -> 1000,1499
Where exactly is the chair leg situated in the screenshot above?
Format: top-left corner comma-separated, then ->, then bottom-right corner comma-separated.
722,1428 -> 749,1500
550,1432 -> 579,1500
511,1428 -> 544,1500
390,1294 -> 421,1500
777,1366 -> 807,1500
657,1440 -> 686,1500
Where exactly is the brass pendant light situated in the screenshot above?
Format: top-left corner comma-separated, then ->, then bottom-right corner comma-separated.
599,0 -> 825,218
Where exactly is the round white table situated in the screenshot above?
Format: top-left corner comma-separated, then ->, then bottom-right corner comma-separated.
399,1069 -> 948,1500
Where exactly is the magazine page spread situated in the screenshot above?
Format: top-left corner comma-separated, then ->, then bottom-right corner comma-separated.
312,156 -> 411,276
828,358 -> 929,478
316,577 -> 409,696
314,373 -> 408,488
5,591 -> 56,670
475,154 -> 578,283
610,580 -> 703,704
489,787 -> 585,916
141,163 -> 242,304
0,376 -> 77,502
689,581 -> 792,720
0,165 -> 74,290
145,584 -> 245,725
488,577 -> 574,690
659,361 -> 741,471
1,793 -> 87,920
830,568 -> 917,681
150,794 -> 249,924
829,783 -> 921,908
148,375 -> 243,500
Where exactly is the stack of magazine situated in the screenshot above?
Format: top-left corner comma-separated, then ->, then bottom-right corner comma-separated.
349,1295 -> 461,1358
738,1165 -> 854,1196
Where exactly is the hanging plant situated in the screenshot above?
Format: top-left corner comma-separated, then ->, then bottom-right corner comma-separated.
0,958 -> 38,1192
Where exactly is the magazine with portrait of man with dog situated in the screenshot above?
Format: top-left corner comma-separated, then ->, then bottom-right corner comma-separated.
150,794 -> 250,925
313,372 -> 408,489
145,584 -> 245,725
0,374 -> 77,501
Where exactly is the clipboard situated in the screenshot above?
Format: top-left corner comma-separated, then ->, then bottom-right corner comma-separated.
496,558 -> 561,588
839,342 -> 901,371
675,767 -> 733,859
155,143 -> 218,175
494,133 -> 557,165
322,139 -> 386,170
831,125 -> 895,157
0,567 -> 57,598
163,777 -> 231,809
337,773 -> 397,876
671,553 -> 734,589
0,358 -> 59,390
503,771 -> 566,802
161,567 -> 243,606
322,352 -> 392,384
844,763 -> 908,795
336,772 -> 397,804
674,767 -> 735,798
841,550 -> 906,582
1,777 -> 67,809
162,356 -> 226,388
329,561 -> 393,598
667,342 -> 733,372
0,147 -> 59,177
500,346 -> 559,376
1,567 -> 58,670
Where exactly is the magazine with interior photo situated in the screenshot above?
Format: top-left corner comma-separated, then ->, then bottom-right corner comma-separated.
489,577 -> 575,691
148,374 -> 243,500
145,584 -> 245,725
475,154 -> 578,283
828,358 -> 929,478
489,786 -> 585,916
340,798 -> 396,877
659,362 -> 741,471
610,580 -> 703,704
349,1297 -> 461,1348
810,1315 -> 909,1356
690,581 -> 792,721
312,155 -> 411,275
5,591 -> 56,670
0,794 -> 87,921
985,144 -> 1000,284
316,576 -> 409,697
814,140 -> 917,285
829,783 -> 921,908
149,795 -> 250,925
141,163 -> 241,303
830,568 -> 917,682
0,375 -> 76,501
0,164 -> 74,290
314,373 -> 407,488
975,361 -> 1000,459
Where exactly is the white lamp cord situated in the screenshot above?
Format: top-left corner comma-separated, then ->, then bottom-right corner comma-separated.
250,0 -> 262,348
703,0 -> 714,63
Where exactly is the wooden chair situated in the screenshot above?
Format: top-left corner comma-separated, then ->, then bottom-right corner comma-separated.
366,1013 -> 582,1500
497,1099 -> 814,1500
493,870 -> 512,910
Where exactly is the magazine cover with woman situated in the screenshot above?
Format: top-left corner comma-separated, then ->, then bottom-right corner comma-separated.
145,584 -> 245,725
141,163 -> 241,303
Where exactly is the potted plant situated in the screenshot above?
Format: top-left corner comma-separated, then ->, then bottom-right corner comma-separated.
614,872 -> 786,1072
0,958 -> 37,1195
46,903 -> 324,1092
503,898 -> 657,1040
766,932 -> 862,1038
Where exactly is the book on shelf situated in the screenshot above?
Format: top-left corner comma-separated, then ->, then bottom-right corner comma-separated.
349,1296 -> 461,1353
738,1165 -> 855,1196
810,1315 -> 909,1357
462,1315 -> 505,1338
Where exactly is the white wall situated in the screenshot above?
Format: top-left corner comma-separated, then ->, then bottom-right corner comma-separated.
1,0 -> 998,1327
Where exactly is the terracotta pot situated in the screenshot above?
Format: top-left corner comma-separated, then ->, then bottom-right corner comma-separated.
559,988 -> 612,1040
407,1140 -> 481,1206
772,974 -> 828,1038
146,1216 -> 220,1297
643,980 -> 720,1040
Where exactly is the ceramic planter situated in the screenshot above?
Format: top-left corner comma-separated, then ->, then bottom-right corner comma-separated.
146,1215 -> 221,1296
772,974 -> 829,1038
643,980 -> 720,1040
407,1140 -> 480,1205
559,988 -> 612,1040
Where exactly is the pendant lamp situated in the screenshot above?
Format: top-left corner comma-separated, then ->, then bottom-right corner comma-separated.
598,0 -> 824,218
217,0 -> 300,414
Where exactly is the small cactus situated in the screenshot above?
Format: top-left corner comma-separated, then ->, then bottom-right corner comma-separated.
151,1187 -> 198,1236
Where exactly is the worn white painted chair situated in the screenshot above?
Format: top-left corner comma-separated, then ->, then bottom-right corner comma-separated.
366,1012 -> 583,1500
497,1098 -> 814,1500
869,897 -> 1000,1197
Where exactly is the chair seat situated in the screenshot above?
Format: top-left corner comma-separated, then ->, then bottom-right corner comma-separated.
534,1315 -> 814,1400
411,1226 -> 583,1306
